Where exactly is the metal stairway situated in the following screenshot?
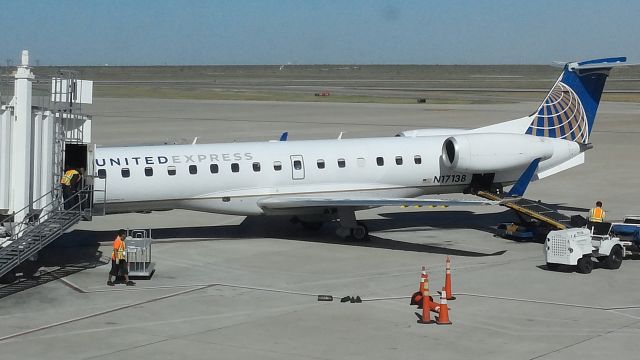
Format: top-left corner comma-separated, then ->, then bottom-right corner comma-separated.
0,186 -> 92,280
477,190 -> 573,230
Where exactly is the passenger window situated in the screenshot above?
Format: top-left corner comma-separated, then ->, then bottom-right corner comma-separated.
395,156 -> 403,165
97,169 -> 107,179
293,160 -> 302,170
121,168 -> 130,178
253,162 -> 261,172
376,157 -> 384,166
231,163 -> 239,172
414,155 -> 422,165
189,165 -> 198,174
210,164 -> 219,174
167,166 -> 176,176
144,167 -> 153,177
317,159 -> 325,169
273,161 -> 282,171
357,158 -> 365,167
338,158 -> 346,168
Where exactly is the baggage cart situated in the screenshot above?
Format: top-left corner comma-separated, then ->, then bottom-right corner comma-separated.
125,229 -> 155,278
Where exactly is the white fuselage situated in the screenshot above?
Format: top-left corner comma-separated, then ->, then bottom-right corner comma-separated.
93,133 -> 580,216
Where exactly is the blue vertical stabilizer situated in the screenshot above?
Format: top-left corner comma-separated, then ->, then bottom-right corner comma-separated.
506,159 -> 541,197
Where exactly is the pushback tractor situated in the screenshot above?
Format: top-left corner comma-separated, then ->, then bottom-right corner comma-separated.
544,223 -> 624,274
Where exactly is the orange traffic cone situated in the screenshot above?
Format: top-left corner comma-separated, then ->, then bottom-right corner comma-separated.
443,256 -> 456,300
417,275 -> 435,324
436,289 -> 452,325
419,275 -> 438,311
429,295 -> 440,313
410,266 -> 427,306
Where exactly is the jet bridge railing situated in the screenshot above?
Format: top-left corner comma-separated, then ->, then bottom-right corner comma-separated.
4,183 -> 94,236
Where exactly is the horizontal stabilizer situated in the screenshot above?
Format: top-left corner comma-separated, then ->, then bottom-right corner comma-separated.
537,153 -> 585,179
570,57 -> 629,70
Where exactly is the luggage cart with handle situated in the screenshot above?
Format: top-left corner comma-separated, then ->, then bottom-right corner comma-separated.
125,229 -> 156,278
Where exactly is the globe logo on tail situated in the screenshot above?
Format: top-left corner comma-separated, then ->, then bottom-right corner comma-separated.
526,81 -> 589,143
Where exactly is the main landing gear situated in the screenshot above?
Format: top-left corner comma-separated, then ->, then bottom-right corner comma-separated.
336,208 -> 370,241
291,209 -> 370,241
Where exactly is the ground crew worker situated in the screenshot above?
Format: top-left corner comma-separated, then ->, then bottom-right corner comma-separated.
107,229 -> 135,286
60,168 -> 81,210
589,201 -> 606,222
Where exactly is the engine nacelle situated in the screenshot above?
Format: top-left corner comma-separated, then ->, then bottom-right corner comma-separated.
396,128 -> 467,137
441,133 -> 555,172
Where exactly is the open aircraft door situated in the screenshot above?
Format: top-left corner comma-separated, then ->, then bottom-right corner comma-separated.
290,155 -> 305,180
85,143 -> 100,215
88,144 -> 106,215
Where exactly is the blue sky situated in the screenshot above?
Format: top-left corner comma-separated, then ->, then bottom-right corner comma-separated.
1,0 -> 638,65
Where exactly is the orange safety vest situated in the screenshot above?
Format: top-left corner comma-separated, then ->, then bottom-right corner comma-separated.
111,236 -> 126,261
589,207 -> 605,222
60,169 -> 79,186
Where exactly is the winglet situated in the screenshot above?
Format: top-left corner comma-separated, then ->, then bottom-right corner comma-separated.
279,132 -> 288,141
506,158 -> 541,197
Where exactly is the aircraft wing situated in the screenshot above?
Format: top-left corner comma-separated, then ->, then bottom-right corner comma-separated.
257,196 -> 499,210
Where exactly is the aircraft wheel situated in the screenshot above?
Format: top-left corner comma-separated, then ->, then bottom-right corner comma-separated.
576,256 -> 593,274
350,222 -> 369,241
604,245 -> 623,270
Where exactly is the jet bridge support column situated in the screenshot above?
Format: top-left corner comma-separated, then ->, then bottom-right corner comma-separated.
36,111 -> 56,212
0,108 -> 11,214
8,50 -> 34,223
30,110 -> 56,213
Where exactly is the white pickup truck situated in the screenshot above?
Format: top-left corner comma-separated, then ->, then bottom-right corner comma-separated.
544,223 -> 624,274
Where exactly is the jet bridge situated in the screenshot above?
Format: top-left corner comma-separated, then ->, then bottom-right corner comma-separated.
0,50 -> 98,282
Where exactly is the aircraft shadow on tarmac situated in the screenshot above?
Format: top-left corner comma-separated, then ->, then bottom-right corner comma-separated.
3,207 -> 562,294
0,237 -> 107,299
62,209 -> 523,258
1,201 -> 583,295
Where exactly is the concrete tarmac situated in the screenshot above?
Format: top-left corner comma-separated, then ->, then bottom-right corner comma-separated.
1,98 -> 639,359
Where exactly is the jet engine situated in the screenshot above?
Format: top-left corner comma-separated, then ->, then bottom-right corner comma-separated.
441,133 -> 555,172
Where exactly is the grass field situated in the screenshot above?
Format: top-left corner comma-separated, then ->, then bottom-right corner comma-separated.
2,64 -> 639,103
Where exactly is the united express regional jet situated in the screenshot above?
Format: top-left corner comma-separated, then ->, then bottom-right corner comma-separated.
92,58 -> 627,240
